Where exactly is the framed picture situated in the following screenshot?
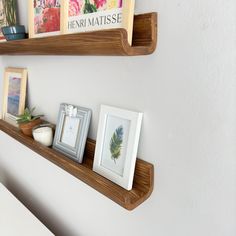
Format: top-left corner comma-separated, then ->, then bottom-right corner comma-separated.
60,0 -> 135,45
2,68 -> 27,126
93,105 -> 143,190
53,103 -> 92,163
28,0 -> 61,38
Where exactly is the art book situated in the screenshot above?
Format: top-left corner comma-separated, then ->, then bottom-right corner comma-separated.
61,0 -> 135,45
28,0 -> 61,38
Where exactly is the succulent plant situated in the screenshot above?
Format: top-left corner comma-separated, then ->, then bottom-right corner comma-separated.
3,0 -> 17,26
17,107 -> 43,124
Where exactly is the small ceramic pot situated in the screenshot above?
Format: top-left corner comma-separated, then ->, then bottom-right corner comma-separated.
32,124 -> 53,147
1,25 -> 26,41
19,119 -> 42,137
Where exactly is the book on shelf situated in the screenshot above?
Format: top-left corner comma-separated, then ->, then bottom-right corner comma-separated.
28,0 -> 61,38
61,0 -> 135,45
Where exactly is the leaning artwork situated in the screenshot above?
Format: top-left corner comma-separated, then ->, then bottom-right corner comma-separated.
2,68 -> 27,127
93,105 -> 143,190
7,75 -> 21,116
61,0 -> 135,45
29,0 -> 61,38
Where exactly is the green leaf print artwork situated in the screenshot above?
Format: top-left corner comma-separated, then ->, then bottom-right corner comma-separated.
110,125 -> 123,164
84,0 -> 97,14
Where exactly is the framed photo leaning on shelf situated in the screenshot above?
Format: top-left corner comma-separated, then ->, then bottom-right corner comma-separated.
53,103 -> 92,163
2,67 -> 27,126
61,0 -> 135,45
93,105 -> 143,190
28,0 -> 61,38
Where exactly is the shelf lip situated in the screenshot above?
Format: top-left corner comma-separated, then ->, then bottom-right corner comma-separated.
0,12 -> 157,56
0,119 -> 154,210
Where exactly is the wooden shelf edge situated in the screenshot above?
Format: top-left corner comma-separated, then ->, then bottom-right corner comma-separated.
0,119 -> 154,210
0,12 -> 157,56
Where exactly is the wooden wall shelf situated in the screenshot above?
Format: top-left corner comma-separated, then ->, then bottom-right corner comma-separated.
0,13 -> 157,56
0,120 -> 154,210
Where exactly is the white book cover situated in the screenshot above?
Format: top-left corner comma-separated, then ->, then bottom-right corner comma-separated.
61,0 -> 135,45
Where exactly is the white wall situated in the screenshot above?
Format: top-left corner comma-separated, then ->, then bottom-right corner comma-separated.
0,0 -> 236,235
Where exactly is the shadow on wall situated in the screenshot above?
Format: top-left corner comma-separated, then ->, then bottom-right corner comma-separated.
0,164 -> 80,236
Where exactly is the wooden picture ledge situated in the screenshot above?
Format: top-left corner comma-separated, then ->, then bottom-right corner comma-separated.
0,119 -> 154,210
0,12 -> 157,56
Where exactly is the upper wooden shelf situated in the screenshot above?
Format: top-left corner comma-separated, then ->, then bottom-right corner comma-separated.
0,13 -> 157,56
0,119 -> 154,210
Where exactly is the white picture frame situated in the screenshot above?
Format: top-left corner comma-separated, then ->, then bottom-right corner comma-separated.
93,105 -> 143,190
53,103 -> 92,163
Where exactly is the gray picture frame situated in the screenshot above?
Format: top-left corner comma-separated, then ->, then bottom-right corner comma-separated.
53,103 -> 92,163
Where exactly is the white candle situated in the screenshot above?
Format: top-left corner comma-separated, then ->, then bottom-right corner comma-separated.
33,127 -> 53,147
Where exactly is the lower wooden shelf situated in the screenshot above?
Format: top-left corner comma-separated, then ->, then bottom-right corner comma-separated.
0,119 -> 154,210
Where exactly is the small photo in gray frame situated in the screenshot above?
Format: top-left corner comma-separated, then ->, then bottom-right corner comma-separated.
53,103 -> 92,163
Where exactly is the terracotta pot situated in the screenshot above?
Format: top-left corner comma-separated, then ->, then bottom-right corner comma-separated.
19,119 -> 42,137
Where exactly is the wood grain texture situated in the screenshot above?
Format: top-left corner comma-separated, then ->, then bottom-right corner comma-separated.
0,119 -> 154,210
0,13 -> 157,56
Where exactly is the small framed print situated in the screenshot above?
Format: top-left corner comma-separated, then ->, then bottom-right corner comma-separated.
53,103 -> 92,163
28,0 -> 61,38
2,68 -> 27,126
93,105 -> 143,190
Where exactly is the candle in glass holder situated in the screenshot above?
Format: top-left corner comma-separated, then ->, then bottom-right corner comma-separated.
33,126 -> 53,147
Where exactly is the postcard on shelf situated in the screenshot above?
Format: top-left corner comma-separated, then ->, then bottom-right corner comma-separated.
61,0 -> 135,45
28,0 -> 61,38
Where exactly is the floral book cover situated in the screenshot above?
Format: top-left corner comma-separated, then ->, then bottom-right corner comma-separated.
64,0 -> 135,44
33,0 -> 61,36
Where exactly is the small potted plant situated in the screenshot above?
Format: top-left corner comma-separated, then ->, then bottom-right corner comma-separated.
17,107 -> 43,137
1,0 -> 26,41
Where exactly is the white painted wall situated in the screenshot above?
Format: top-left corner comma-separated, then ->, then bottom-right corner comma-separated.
0,0 -> 236,235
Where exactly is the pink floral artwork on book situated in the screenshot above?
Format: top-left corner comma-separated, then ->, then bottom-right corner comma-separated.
66,0 -> 124,34
69,0 -> 123,17
34,0 -> 60,35
62,0 -> 134,45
